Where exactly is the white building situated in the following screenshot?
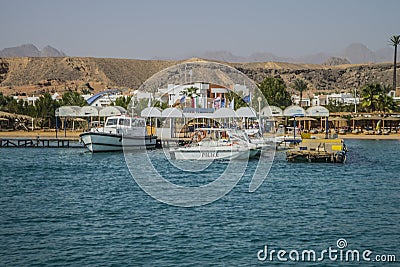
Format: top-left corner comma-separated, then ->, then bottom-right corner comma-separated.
157,83 -> 209,107
389,89 -> 400,102
159,83 -> 236,108
27,96 -> 40,105
292,95 -> 311,107
292,92 -> 361,107
157,82 -> 249,108
13,95 -> 40,105
85,90 -> 128,107
326,93 -> 359,105
311,95 -> 327,106
12,93 -> 59,106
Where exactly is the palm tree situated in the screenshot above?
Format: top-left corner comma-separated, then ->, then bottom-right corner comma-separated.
361,83 -> 381,112
381,84 -> 392,94
114,96 -> 132,109
61,91 -> 87,106
35,93 -> 60,127
389,35 -> 400,91
378,94 -> 396,114
377,84 -> 393,114
291,79 -> 308,107
180,86 -> 199,108
258,77 -> 292,109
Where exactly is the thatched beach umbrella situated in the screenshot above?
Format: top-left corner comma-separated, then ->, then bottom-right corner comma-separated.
0,111 -> 32,120
382,116 -> 400,131
383,116 -> 400,121
352,115 -> 383,131
366,115 -> 383,130
352,116 -> 367,130
289,116 -> 316,130
329,117 -> 348,129
0,111 -> 34,130
328,117 -> 348,122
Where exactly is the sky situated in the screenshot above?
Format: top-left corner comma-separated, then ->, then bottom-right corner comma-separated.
0,0 -> 399,59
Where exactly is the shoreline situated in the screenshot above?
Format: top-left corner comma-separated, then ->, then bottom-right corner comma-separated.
1,130 -> 400,140
312,133 -> 400,140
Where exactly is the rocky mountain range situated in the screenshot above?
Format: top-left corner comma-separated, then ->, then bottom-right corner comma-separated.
1,42 -> 397,65
0,44 -> 66,57
0,57 -> 397,98
157,43 -> 398,65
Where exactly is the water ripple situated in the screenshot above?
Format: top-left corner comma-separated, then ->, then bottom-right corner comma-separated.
0,140 -> 399,265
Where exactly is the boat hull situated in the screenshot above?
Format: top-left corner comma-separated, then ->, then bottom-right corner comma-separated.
169,146 -> 260,160
80,132 -> 157,152
286,150 -> 346,163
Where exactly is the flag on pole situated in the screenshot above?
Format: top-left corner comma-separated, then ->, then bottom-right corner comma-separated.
213,97 -> 221,109
243,93 -> 251,103
180,95 -> 186,104
229,98 -> 235,109
192,97 -> 196,108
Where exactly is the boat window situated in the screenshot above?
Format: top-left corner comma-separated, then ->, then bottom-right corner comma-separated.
119,118 -> 131,127
132,119 -> 145,127
106,118 -> 118,126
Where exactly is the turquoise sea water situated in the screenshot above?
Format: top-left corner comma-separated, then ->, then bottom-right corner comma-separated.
0,140 -> 399,266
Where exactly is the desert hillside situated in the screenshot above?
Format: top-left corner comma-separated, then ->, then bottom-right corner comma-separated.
0,57 -> 397,96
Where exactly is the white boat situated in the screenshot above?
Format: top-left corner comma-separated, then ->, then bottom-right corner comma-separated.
169,128 -> 260,160
245,129 -> 274,150
80,115 -> 157,152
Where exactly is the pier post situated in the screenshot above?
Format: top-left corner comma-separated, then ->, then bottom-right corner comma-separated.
325,116 -> 329,139
293,117 -> 296,141
56,116 -> 58,138
64,117 -> 67,137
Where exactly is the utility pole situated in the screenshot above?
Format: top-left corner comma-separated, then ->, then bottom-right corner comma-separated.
354,87 -> 357,113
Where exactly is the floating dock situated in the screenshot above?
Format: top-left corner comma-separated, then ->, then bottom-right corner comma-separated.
286,139 -> 347,163
0,138 -> 82,148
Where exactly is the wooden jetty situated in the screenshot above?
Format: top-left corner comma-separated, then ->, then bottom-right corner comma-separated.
0,137 -> 188,149
0,137 -> 82,148
286,138 -> 347,163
